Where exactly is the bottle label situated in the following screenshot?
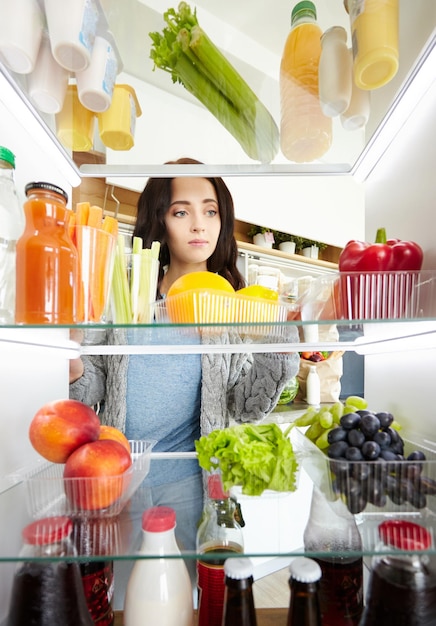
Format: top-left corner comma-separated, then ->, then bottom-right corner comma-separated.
81,562 -> 114,625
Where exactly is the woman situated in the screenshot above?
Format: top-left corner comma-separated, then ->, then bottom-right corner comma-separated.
69,158 -> 299,586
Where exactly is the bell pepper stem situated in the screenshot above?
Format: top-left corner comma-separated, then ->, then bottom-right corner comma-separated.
375,227 -> 387,244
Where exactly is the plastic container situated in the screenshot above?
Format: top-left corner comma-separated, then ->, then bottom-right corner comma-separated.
124,506 -> 194,626
56,84 -> 95,151
287,557 -> 322,626
0,146 -> 25,324
28,31 -> 70,114
44,0 -> 100,72
348,0 -> 399,90
222,557 -> 257,626
280,0 -> 332,163
97,84 -> 142,150
76,34 -> 120,113
15,181 -> 79,324
6,516 -> 93,625
0,0 -> 43,74
319,26 -> 352,117
340,49 -> 371,130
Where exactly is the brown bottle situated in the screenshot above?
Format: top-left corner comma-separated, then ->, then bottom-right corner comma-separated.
222,557 -> 257,626
287,557 -> 322,626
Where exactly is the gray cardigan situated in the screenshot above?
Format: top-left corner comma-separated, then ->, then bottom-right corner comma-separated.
70,327 -> 300,437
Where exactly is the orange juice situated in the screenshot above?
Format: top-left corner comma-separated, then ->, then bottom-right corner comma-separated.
348,0 -> 399,90
280,1 -> 332,163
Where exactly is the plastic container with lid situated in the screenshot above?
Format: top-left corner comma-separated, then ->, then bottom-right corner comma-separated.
124,506 -> 194,626
319,26 -> 352,117
15,181 -> 79,324
56,84 -> 95,152
0,0 -> 43,74
347,0 -> 399,90
28,31 -> 70,115
97,84 -> 142,150
360,520 -> 436,625
76,34 -> 120,113
0,146 -> 25,323
287,556 -> 322,626
6,516 -> 93,625
222,557 -> 257,626
279,0 -> 332,163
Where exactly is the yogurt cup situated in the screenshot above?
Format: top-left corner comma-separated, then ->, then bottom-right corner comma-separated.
0,0 -> 43,74
76,34 -> 119,113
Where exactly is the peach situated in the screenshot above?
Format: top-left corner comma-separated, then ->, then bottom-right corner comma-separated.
63,439 -> 132,511
98,424 -> 131,454
29,399 -> 101,463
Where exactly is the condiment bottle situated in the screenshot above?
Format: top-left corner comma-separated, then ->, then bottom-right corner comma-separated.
15,181 -> 79,324
196,474 -> 244,626
222,557 -> 257,626
280,0 -> 332,163
0,146 -> 25,323
287,556 -> 322,626
347,0 -> 399,90
306,366 -> 321,406
72,517 -> 119,626
123,506 -> 193,626
6,515 -> 93,626
319,26 -> 352,117
359,520 -> 436,625
303,485 -> 363,625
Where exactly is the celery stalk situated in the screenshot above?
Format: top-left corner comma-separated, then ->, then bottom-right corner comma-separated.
111,236 -> 132,323
149,2 -> 279,163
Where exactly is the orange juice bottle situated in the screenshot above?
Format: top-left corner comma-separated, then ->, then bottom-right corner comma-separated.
15,182 -> 79,324
280,0 -> 332,163
348,0 -> 399,90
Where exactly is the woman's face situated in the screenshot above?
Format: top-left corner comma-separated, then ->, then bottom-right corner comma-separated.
164,177 -> 221,268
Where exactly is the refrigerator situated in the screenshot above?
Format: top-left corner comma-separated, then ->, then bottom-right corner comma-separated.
0,0 -> 435,619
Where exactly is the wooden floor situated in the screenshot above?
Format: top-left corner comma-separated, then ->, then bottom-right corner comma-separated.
253,566 -> 290,608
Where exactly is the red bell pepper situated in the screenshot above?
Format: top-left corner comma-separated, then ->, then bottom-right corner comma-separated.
337,228 -> 423,319
339,228 -> 423,272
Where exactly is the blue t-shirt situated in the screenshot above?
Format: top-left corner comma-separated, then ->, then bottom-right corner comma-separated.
125,327 -> 201,485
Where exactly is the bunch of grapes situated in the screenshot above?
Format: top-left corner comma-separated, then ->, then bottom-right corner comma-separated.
293,397 -> 436,514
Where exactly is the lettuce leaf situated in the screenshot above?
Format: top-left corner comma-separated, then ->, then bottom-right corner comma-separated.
195,423 -> 298,496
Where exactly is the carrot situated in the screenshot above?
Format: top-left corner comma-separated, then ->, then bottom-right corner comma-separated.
87,205 -> 103,228
75,201 -> 90,226
102,215 -> 119,238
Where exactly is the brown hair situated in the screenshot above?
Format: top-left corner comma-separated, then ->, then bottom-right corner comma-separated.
133,157 -> 245,290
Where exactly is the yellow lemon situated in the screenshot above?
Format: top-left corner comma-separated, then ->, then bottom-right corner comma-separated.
166,271 -> 235,323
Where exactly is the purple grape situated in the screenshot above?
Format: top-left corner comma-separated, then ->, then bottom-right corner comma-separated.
361,440 -> 381,460
380,449 -> 398,461
360,414 -> 381,438
345,446 -> 364,461
340,412 -> 361,430
327,441 -> 349,459
376,411 -> 394,429
327,427 -> 348,444
347,429 -> 366,448
373,430 -> 392,449
407,450 -> 426,462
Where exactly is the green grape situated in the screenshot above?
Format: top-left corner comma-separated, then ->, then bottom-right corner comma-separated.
305,420 -> 325,442
330,401 -> 344,424
292,406 -> 319,428
344,395 -> 368,410
343,403 -> 359,415
391,420 -> 402,431
319,409 -> 334,429
315,428 -> 334,449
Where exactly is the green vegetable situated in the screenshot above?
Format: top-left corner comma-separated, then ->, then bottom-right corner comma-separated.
195,423 -> 299,496
149,2 -> 279,163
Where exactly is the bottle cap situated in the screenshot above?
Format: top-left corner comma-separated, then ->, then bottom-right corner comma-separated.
0,146 -> 15,168
379,520 -> 432,551
208,473 -> 229,500
25,181 -> 68,203
142,506 -> 176,532
23,516 -> 73,545
224,557 -> 254,580
289,557 -> 322,583
291,1 -> 316,25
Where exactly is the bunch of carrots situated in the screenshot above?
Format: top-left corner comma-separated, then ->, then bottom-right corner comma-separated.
69,202 -> 118,323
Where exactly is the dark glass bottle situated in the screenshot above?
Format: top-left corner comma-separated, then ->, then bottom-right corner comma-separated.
359,520 -> 436,625
6,516 -> 93,626
287,556 -> 322,626
196,474 -> 244,626
222,557 -> 257,626
303,485 -> 363,626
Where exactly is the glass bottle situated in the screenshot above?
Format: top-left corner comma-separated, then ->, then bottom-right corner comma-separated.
124,506 -> 194,626
287,556 -> 322,626
306,366 -> 321,406
15,181 -> 79,324
6,515 -> 93,626
72,517 -> 120,626
319,26 -> 352,117
222,557 -> 257,626
359,520 -> 436,625
0,146 -> 25,323
303,485 -> 363,625
196,474 -> 244,626
280,0 -> 332,163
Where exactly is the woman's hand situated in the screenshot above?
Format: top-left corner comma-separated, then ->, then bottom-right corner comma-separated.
69,329 -> 84,383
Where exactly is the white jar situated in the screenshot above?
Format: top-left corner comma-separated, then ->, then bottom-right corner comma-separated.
28,32 -> 70,114
319,26 -> 352,117
0,0 -> 43,74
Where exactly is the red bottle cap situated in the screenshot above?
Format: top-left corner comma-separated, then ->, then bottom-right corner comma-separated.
142,506 -> 176,532
208,473 -> 229,500
22,516 -> 73,545
379,520 -> 432,551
